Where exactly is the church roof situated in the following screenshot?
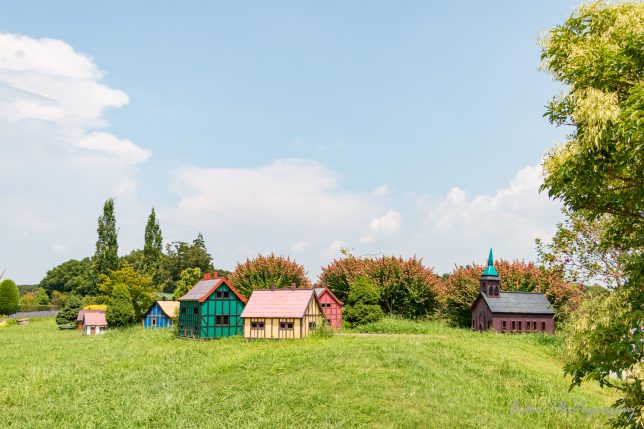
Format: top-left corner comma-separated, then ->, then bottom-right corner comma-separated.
481,248 -> 499,277
479,292 -> 556,315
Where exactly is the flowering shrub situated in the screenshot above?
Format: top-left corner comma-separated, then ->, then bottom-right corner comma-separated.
8,311 -> 59,319
229,254 -> 312,298
319,256 -> 441,318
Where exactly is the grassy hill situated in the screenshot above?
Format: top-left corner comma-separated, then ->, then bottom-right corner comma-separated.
0,317 -> 615,428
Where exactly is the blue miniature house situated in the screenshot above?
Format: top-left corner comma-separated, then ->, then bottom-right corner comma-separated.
143,300 -> 180,329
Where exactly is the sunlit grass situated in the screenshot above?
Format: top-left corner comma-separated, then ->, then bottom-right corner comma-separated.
0,317 -> 614,428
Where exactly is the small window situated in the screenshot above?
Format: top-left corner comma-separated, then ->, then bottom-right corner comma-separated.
533,321 -> 537,330
518,321 -> 522,331
541,321 -> 546,332
472,319 -> 475,329
181,307 -> 186,314
216,290 -> 230,299
216,315 -> 230,326
511,321 -> 516,331
309,322 -> 316,330
279,321 -> 294,330
502,320 -> 507,332
251,321 -> 265,329
525,321 -> 530,332
152,318 -> 157,327
494,286 -> 499,296
193,307 -> 199,315
487,320 -> 491,329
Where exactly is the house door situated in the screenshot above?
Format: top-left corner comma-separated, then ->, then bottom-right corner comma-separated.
96,326 -> 100,335
86,326 -> 91,335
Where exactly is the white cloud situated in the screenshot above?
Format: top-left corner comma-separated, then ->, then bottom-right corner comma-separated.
0,33 -> 151,283
369,210 -> 402,235
290,241 -> 309,252
323,240 -> 347,259
359,234 -> 376,244
373,185 -> 390,197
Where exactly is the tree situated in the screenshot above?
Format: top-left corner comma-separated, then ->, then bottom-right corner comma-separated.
39,257 -> 96,296
228,254 -> 312,298
0,279 -> 20,315
98,264 -> 158,320
344,277 -> 384,327
536,208 -> 628,289
160,233 -> 215,292
173,267 -> 201,300
106,285 -> 136,327
540,3 -> 644,426
94,198 -> 119,277
36,288 -> 49,305
55,294 -> 82,326
141,208 -> 163,276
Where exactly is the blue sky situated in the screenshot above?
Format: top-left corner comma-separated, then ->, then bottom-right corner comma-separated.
0,1 -> 578,284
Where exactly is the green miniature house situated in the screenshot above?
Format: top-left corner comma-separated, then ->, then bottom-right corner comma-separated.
177,273 -> 247,339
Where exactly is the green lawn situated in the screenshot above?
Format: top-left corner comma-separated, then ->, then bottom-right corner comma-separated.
0,318 -> 615,428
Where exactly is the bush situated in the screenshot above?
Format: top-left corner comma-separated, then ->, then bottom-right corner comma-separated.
0,279 -> 20,315
310,320 -> 334,338
106,285 -> 136,327
56,295 -> 83,326
173,267 -> 201,300
229,254 -> 312,298
343,277 -> 384,327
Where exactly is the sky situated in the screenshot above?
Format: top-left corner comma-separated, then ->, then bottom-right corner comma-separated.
0,1 -> 579,284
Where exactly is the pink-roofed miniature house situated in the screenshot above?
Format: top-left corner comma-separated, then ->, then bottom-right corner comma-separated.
240,285 -> 324,339
314,287 -> 343,329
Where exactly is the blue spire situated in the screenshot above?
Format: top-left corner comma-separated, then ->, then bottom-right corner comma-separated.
481,248 -> 499,277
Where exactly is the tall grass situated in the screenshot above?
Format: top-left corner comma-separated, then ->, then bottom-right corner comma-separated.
0,317 -> 613,428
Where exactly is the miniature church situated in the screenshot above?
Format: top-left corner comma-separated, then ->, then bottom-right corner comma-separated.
470,249 -> 556,333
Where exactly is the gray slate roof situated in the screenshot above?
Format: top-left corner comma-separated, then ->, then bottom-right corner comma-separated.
480,292 -> 556,315
179,279 -> 219,301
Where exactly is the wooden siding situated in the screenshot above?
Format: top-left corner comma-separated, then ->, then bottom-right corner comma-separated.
243,295 -> 324,339
317,290 -> 342,328
143,302 -> 172,329
178,283 -> 245,339
471,298 -> 555,334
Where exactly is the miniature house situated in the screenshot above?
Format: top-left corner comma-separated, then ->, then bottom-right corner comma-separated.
241,285 -> 324,339
470,249 -> 556,334
76,309 -> 106,332
314,287 -> 343,328
143,301 -> 180,329
177,272 -> 247,339
79,311 -> 107,336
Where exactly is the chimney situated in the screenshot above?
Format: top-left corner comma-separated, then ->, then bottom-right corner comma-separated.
213,272 -> 218,279
271,284 -> 277,291
290,282 -> 296,290
203,272 -> 212,280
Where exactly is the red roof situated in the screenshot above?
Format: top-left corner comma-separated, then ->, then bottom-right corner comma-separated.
179,276 -> 248,303
315,287 -> 344,305
83,311 -> 107,327
241,288 -> 317,319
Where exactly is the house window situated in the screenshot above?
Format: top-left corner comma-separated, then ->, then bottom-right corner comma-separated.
518,321 -> 522,331
216,291 -> 230,299
326,318 -> 331,325
152,318 -> 157,327
487,320 -> 491,329
533,321 -> 537,330
309,322 -> 316,330
251,321 -> 264,329
541,321 -> 546,332
193,307 -> 199,315
279,321 -> 294,330
525,321 -> 530,332
494,286 -> 499,296
502,320 -> 507,332
511,321 -> 516,331
181,307 -> 186,314
215,315 -> 230,326
472,319 -> 475,329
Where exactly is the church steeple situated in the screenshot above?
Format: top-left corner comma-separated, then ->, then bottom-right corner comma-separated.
480,248 -> 500,297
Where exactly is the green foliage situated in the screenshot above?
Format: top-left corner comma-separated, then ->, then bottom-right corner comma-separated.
160,233 -> 214,292
228,253 -> 312,298
39,257 -> 97,296
55,294 -> 83,326
173,267 -> 201,300
50,291 -> 68,307
99,264 -> 158,321
0,279 -> 20,315
536,208 -> 627,289
540,3 -> 644,426
106,285 -> 136,327
309,320 -> 334,339
141,208 -> 163,276
344,277 -> 384,327
35,288 -> 49,305
94,198 -> 119,277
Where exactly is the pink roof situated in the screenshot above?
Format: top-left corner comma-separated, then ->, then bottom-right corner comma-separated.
83,311 -> 107,327
241,288 -> 316,319
77,309 -> 105,322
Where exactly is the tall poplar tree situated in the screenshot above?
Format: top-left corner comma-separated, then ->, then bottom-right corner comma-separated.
141,207 -> 163,275
94,198 -> 119,277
